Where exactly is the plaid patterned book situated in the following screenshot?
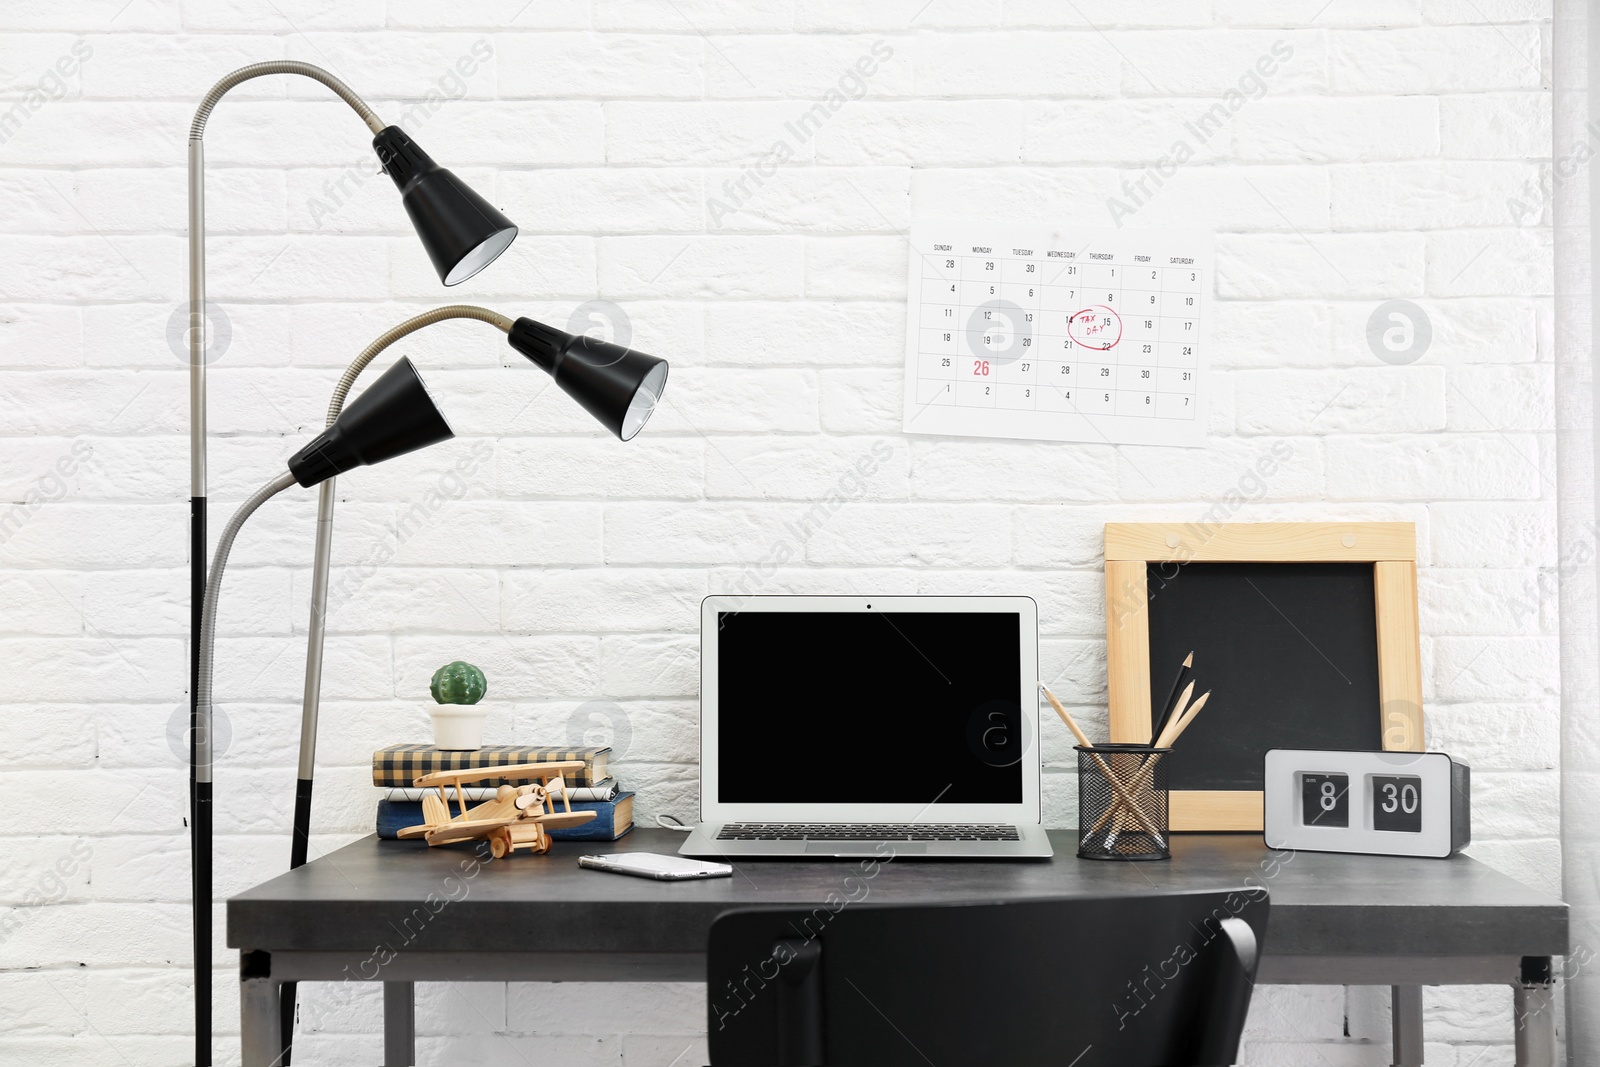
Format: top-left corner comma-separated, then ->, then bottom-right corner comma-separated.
382,781 -> 618,803
372,745 -> 611,788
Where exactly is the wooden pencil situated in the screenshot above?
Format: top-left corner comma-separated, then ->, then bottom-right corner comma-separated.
1037,680 -> 1095,749
1165,690 -> 1211,746
1153,680 -> 1196,750
1148,651 -> 1194,746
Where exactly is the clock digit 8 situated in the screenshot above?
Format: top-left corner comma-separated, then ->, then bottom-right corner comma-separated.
1264,750 -> 1470,858
1300,772 -> 1350,829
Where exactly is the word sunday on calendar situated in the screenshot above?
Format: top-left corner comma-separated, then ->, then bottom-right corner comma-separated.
902,220 -> 1213,447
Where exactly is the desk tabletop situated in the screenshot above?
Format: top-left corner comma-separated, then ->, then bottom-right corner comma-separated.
228,830 -> 1567,960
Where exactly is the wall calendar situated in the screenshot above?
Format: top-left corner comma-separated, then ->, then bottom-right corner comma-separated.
902,219 -> 1213,448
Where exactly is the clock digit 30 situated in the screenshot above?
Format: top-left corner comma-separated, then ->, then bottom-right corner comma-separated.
1263,749 -> 1470,858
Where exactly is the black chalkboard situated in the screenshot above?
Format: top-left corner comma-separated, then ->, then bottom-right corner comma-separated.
1145,561 -> 1383,791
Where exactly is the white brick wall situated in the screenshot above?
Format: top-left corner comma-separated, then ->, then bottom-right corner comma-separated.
0,2 -> 1559,1064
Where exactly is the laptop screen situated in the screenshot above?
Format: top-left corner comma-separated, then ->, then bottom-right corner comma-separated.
715,610 -> 1025,805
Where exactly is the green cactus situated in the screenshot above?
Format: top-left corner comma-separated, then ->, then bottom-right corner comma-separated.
430,661 -> 487,705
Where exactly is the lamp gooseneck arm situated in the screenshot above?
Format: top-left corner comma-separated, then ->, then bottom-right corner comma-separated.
326,305 -> 514,424
186,59 -> 387,497
190,61 -> 385,141
195,470 -> 297,764
187,61 -> 384,494
291,305 -> 513,859
188,61 -> 386,492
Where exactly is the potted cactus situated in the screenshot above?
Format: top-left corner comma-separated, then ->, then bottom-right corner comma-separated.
428,660 -> 489,750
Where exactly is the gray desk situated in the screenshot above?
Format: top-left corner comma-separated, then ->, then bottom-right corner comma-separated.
229,830 -> 1568,1067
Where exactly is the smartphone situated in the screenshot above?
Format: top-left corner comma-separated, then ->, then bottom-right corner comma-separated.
578,852 -> 734,881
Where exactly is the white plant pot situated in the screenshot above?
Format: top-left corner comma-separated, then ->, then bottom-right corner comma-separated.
428,704 -> 488,750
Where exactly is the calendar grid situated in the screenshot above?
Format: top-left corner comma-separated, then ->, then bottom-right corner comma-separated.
903,221 -> 1212,448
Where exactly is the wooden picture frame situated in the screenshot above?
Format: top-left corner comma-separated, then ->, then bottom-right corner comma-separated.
1104,522 -> 1424,832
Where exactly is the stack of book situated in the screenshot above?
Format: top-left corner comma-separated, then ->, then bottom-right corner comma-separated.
372,744 -> 633,842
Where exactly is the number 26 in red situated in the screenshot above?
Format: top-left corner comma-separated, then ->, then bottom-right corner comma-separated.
972,360 -> 990,376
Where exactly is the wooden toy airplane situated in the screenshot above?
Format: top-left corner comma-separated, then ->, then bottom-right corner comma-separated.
397,760 -> 598,858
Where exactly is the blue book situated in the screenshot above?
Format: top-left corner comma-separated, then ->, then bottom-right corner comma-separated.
376,792 -> 635,842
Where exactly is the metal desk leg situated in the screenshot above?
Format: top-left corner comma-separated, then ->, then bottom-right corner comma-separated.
1391,985 -> 1424,1066
241,951 -> 284,1067
1514,957 -> 1557,1067
384,981 -> 415,1067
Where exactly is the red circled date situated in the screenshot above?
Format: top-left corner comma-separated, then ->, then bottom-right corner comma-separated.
1067,305 -> 1122,351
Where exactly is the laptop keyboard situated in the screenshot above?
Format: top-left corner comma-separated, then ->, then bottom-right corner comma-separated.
716,822 -> 1021,842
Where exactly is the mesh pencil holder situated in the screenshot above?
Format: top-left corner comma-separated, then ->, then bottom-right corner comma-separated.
1077,744 -> 1171,861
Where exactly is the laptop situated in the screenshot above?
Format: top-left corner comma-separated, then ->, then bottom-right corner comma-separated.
680,595 -> 1053,859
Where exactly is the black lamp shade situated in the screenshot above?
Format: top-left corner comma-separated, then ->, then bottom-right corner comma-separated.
287,357 -> 454,488
373,126 -> 517,287
507,318 -> 669,441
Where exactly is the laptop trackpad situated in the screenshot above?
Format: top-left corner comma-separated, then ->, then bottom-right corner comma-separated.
805,842 -> 927,855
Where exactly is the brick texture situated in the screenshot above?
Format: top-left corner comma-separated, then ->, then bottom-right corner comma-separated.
0,2 -> 1557,1065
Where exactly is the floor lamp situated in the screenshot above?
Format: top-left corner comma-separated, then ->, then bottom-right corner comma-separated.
187,61 -> 517,1066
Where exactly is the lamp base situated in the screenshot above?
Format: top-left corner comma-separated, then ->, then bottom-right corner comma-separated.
192,778 -> 212,1066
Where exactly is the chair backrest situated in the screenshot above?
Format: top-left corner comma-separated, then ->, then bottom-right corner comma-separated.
707,887 -> 1267,1067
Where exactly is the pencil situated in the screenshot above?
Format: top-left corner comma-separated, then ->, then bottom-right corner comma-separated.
1148,651 -> 1194,745
1165,690 -> 1211,746
1037,679 -> 1095,749
1153,680 -> 1196,750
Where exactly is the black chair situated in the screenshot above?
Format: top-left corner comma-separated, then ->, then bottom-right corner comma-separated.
706,887 -> 1267,1066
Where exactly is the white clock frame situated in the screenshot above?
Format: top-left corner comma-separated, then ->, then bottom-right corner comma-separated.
1263,749 -> 1470,858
